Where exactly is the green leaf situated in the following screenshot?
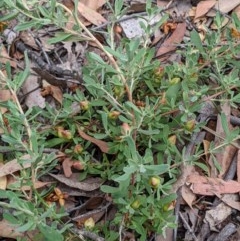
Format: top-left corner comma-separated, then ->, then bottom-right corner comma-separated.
165,83 -> 180,104
194,162 -> 209,174
101,185 -> 120,193
144,164 -> 169,175
104,46 -> 128,62
88,52 -> 106,64
220,113 -> 229,136
0,11 -> 18,21
15,20 -> 51,31
124,101 -> 141,114
190,30 -> 204,53
17,221 -> 35,232
47,33 -> 73,44
45,138 -> 69,148
114,0 -> 124,16
3,212 -> 20,225
138,129 -> 160,135
38,224 -> 64,241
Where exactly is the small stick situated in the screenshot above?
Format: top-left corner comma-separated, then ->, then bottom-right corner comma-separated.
179,211 -> 198,241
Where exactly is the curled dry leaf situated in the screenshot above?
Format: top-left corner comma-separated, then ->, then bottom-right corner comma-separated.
41,84 -> 63,104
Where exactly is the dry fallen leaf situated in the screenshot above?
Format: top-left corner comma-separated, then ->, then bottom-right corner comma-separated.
208,103 -> 237,178
0,89 -> 13,114
62,157 -> 74,177
194,0 -> 216,20
156,22 -> 186,61
187,174 -> 240,195
80,0 -> 106,10
77,127 -> 109,153
19,31 -> 39,50
77,2 -> 107,26
41,84 -> 63,104
0,154 -> 31,177
0,220 -> 25,239
0,45 -> 17,68
216,193 -> 240,211
22,74 -> 46,109
0,162 -> 7,190
181,184 -> 196,209
205,202 -> 232,231
207,0 -> 240,17
49,173 -> 102,191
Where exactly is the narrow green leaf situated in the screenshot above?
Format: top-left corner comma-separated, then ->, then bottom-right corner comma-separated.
190,30 -> 204,53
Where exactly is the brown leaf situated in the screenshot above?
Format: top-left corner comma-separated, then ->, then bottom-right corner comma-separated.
62,157 -> 73,177
156,22 -> 186,61
0,45 -> 17,68
85,196 -> 104,210
77,2 -> 107,26
205,202 -> 231,231
213,0 -> 240,14
0,220 -> 24,239
0,89 -> 13,114
0,162 -> 7,190
22,74 -> 46,109
80,0 -> 106,10
209,103 -> 237,178
216,193 -> 240,211
62,0 -> 74,10
195,0 -> 216,20
0,155 -> 31,177
238,150 -> 240,182
77,127 -> 109,153
187,174 -> 240,196
181,184 -> 196,209
19,31 -> 39,50
49,173 -> 102,191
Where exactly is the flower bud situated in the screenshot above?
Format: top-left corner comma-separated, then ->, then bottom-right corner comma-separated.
108,111 -> 120,120
74,144 -> 83,154
79,100 -> 89,111
185,120 -> 195,132
131,199 -> 141,209
168,135 -> 176,145
149,176 -> 161,189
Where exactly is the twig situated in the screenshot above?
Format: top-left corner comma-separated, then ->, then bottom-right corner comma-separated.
179,212 -> 198,241
57,3 -> 132,102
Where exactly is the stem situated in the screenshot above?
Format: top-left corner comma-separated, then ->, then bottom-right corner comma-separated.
0,70 -> 35,199
56,3 -> 133,102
